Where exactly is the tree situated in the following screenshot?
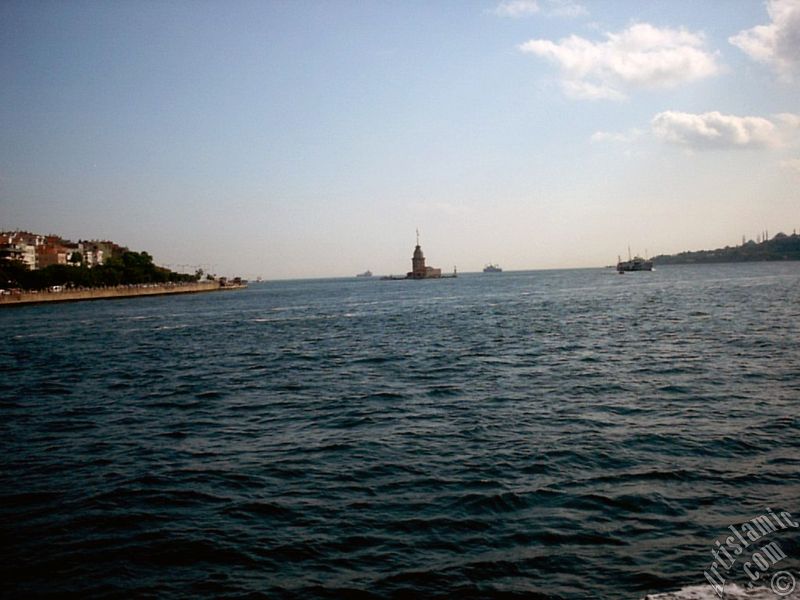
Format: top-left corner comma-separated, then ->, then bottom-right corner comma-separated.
2,248 -> 199,290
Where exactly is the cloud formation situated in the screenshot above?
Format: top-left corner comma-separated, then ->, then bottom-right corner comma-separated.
493,0 -> 540,18
562,79 -> 624,100
729,0 -> 800,79
591,111 -> 800,151
492,0 -> 587,19
782,157 -> 800,172
546,0 -> 588,18
519,23 -> 720,100
651,111 -> 799,149
590,129 -> 643,143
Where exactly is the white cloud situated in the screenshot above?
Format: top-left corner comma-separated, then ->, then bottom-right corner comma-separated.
563,79 -> 625,100
775,112 -> 800,129
592,111 -> 800,151
519,23 -> 720,100
651,111 -> 799,149
547,0 -> 588,18
591,129 -> 643,143
729,0 -> 800,79
492,0 -> 587,18
781,157 -> 800,172
493,0 -> 540,18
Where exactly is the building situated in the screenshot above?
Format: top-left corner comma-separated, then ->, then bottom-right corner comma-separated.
1,231 -> 69,269
406,231 -> 443,279
79,240 -> 126,267
1,231 -> 41,269
79,242 -> 104,268
0,231 -> 128,270
0,232 -> 38,270
35,235 -> 77,268
0,243 -> 36,270
35,244 -> 68,268
2,231 -> 44,247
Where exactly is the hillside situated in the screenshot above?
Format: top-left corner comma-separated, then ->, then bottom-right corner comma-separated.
652,232 -> 800,265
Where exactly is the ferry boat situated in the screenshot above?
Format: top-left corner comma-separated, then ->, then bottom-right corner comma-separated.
356,270 -> 373,278
616,248 -> 653,273
483,264 -> 502,273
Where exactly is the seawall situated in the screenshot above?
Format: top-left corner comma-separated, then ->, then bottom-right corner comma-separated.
0,281 -> 239,307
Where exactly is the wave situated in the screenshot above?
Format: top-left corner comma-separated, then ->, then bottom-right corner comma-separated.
644,583 -> 799,599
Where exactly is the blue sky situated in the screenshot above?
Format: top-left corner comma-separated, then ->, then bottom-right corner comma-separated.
1,0 -> 798,278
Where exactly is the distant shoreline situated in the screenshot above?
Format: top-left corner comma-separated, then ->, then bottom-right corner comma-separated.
653,256 -> 800,266
0,281 -> 246,307
652,233 -> 800,265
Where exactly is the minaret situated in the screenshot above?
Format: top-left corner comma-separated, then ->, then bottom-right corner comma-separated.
411,228 -> 426,278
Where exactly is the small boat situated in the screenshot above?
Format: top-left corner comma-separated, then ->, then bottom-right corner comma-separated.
356,270 -> 373,278
483,264 -> 502,273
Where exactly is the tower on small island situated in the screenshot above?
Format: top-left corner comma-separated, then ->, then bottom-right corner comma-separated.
407,229 -> 442,279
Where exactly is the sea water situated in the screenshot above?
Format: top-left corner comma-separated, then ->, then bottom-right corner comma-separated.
2,263 -> 799,598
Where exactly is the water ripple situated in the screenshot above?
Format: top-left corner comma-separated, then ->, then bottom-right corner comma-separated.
2,264 -> 799,599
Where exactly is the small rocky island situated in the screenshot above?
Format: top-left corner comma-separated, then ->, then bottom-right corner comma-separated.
383,231 -> 456,280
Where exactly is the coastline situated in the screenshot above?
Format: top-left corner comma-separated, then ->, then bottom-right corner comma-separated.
0,281 -> 245,307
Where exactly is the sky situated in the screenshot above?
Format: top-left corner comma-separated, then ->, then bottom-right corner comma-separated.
1,0 -> 799,279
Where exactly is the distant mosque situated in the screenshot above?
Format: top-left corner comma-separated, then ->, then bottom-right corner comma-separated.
406,230 -> 456,279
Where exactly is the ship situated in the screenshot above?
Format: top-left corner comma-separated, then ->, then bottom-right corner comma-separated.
356,270 -> 373,278
483,264 -> 502,273
617,247 -> 653,273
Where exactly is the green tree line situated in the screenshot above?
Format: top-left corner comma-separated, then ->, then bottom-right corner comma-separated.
0,251 -> 200,290
652,232 -> 800,265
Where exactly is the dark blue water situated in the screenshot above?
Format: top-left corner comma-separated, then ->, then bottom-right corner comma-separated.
2,264 -> 799,599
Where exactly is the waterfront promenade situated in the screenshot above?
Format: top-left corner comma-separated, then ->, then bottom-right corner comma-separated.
0,280 -> 243,306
